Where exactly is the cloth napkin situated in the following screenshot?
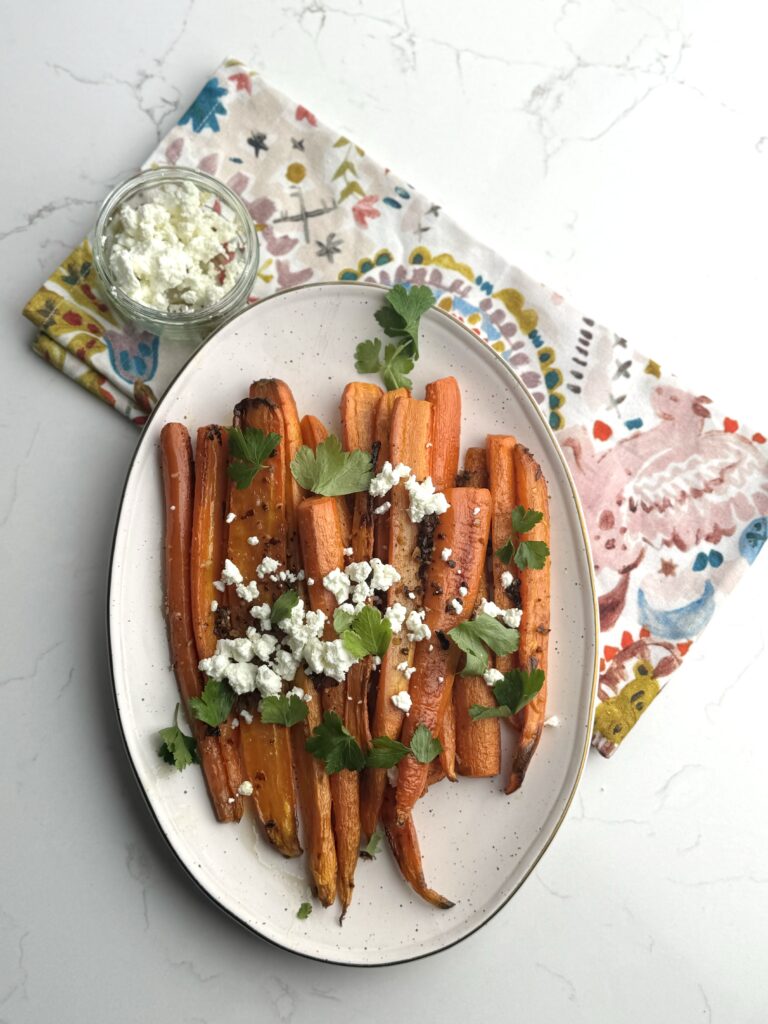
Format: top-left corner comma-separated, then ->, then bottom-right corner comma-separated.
24,58 -> 768,757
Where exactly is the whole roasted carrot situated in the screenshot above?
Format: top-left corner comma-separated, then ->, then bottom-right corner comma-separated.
437,698 -> 457,781
425,376 -> 461,489
488,434 -> 521,674
506,444 -> 550,794
225,397 -> 301,857
382,786 -> 454,909
160,423 -> 235,823
298,495 -> 361,919
453,447 -> 501,778
190,424 -> 244,821
395,487 -> 492,823
360,396 -> 433,838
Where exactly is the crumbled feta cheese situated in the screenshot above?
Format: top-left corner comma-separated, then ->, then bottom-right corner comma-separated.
369,558 -> 401,593
237,780 -> 254,796
502,607 -> 522,628
220,559 -> 243,586
405,609 -> 431,642
169,505 -> 176,511
222,637 -> 255,663
343,546 -> 354,557
235,579 -> 260,602
273,650 -> 300,682
544,715 -> 560,728
245,629 -> 279,662
351,580 -> 372,607
396,661 -> 417,681
226,512 -> 236,524
288,685 -> 312,703
212,580 -> 225,593
307,577 -> 315,586
373,501 -> 391,515
252,665 -> 283,697
459,585 -> 468,598
478,598 -> 503,619
478,598 -> 522,629
501,570 -> 514,590
231,718 -> 239,729
441,547 -> 453,561
210,600 -> 218,612
449,599 -> 463,614
483,668 -> 504,686
249,603 -> 271,626
372,655 -> 381,667
225,661 -> 260,694
256,556 -> 280,579
346,560 -> 371,583
384,602 -> 408,634
240,708 -> 254,725
198,651 -> 230,680
303,637 -> 359,682
323,567 -> 351,605
472,506 -> 480,516
407,591 -> 416,600
391,691 -> 413,713
369,461 -> 411,497
387,766 -> 399,787
404,475 -> 450,523
247,535 -> 259,546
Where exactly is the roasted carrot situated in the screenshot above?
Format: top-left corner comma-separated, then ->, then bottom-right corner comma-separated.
453,448 -> 501,778
506,445 -> 550,794
360,396 -> 433,838
160,423 -> 235,823
300,414 -> 328,451
382,786 -> 454,909
190,425 -> 244,820
371,388 -> 408,562
488,434 -> 521,675
224,397 -> 301,856
395,487 -> 492,823
437,698 -> 456,781
298,496 -> 361,919
425,377 -> 461,490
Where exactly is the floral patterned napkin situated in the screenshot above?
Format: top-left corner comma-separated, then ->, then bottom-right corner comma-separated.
23,58 -> 768,756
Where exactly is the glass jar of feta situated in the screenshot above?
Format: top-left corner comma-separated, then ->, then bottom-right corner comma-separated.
92,167 -> 259,343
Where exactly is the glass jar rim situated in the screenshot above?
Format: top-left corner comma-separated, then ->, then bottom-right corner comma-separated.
92,167 -> 259,326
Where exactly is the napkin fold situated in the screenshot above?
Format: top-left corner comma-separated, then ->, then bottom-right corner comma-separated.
24,58 -> 768,756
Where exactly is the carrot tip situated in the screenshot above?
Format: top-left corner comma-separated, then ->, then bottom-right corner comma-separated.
505,774 -> 522,795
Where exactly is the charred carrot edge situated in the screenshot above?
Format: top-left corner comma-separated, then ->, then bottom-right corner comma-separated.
437,697 -> 457,781
298,496 -> 361,920
395,487 -> 492,823
370,388 -> 408,562
382,787 -> 454,909
160,423 -> 235,823
488,435 -> 520,679
226,397 -> 301,856
425,377 -> 461,490
300,414 -> 328,451
360,396 -> 433,838
453,448 -> 501,778
506,445 -> 550,794
340,383 -> 382,755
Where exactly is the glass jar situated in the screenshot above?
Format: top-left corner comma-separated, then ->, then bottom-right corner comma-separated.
92,167 -> 259,344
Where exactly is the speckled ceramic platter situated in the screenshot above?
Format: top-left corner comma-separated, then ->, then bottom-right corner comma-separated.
108,281 -> 598,966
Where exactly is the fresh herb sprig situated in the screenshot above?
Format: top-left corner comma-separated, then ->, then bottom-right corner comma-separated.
291,435 -> 372,497
259,692 -> 309,727
306,713 -> 443,774
495,505 -> 550,570
448,613 -> 519,677
469,668 -> 545,720
228,427 -> 281,490
354,284 -> 436,391
189,678 -> 236,728
336,605 -> 392,659
158,704 -> 199,771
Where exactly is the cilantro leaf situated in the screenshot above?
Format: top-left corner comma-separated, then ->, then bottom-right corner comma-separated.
158,704 -> 198,771
365,735 -> 411,769
468,704 -> 513,720
381,342 -> 415,391
449,613 -> 519,677
333,607 -> 357,634
291,435 -> 373,497
227,427 -> 281,490
259,693 -> 309,727
355,338 -> 383,374
384,284 -> 435,356
271,589 -> 299,626
514,540 -> 550,571
306,711 -> 366,774
342,606 -> 392,658
189,678 -> 236,728
361,831 -> 383,859
297,901 -> 312,920
495,539 -> 516,565
511,505 -> 544,534
409,723 -> 443,764
494,667 -> 546,715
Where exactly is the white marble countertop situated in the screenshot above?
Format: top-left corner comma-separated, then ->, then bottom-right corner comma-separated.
2,1 -> 767,1020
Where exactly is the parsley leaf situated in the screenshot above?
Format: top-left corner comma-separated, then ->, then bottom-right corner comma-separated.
514,540 -> 550,571
297,901 -> 312,920
228,427 -> 281,490
271,589 -> 299,627
354,283 -> 435,391
333,607 -> 357,634
306,711 -> 366,774
409,724 -> 443,764
189,678 -> 236,728
291,435 -> 373,497
495,539 -> 516,565
511,505 -> 544,533
469,667 -> 546,720
259,693 -> 310,727
158,704 -> 198,771
449,613 -> 520,677
365,735 -> 411,769
341,606 -> 392,659
361,831 -> 383,859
